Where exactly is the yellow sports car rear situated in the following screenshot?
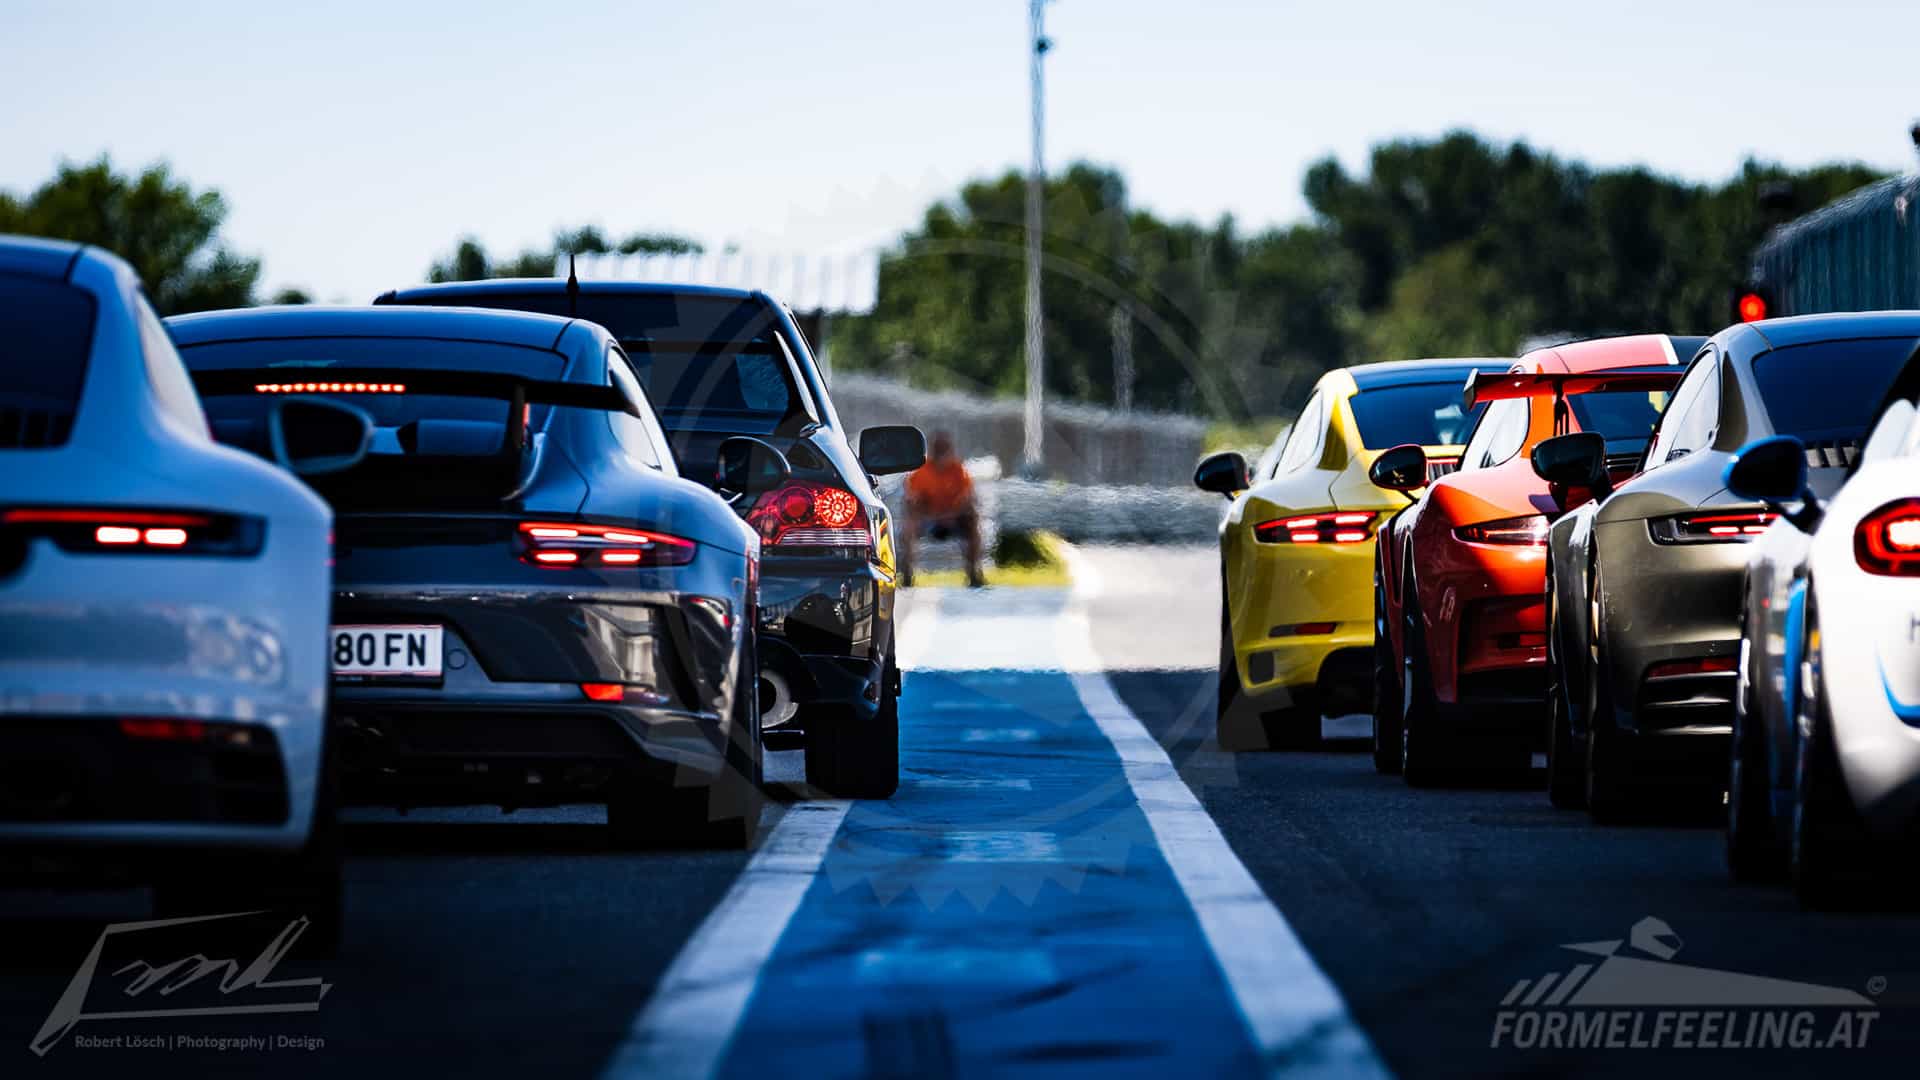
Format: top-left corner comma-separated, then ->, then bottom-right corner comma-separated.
1195,358 -> 1509,749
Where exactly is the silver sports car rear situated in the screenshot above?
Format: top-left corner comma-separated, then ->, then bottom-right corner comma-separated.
0,237 -> 334,919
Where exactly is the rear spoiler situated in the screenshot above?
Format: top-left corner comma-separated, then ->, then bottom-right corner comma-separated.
1462,369 -> 1683,410
192,367 -> 642,449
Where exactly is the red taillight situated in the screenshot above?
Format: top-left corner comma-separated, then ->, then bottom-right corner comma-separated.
517,521 -> 696,569
579,683 -> 625,702
254,381 -> 406,393
1855,498 -> 1920,576
1647,656 -> 1737,679
1,507 -> 260,556
1454,514 -> 1550,546
1253,512 -> 1377,544
746,482 -> 873,549
119,717 -> 208,741
1649,511 -> 1777,544
1271,622 -> 1337,637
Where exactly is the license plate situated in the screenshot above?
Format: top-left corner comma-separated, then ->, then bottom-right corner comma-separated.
330,624 -> 443,678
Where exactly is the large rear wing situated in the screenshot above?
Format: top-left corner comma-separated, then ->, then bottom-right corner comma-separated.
191,367 -> 643,450
1462,369 -> 1683,410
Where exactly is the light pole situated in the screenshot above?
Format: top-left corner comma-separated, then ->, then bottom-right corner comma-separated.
1021,0 -> 1050,476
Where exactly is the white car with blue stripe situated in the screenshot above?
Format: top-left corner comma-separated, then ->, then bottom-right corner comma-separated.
1725,344 -> 1920,908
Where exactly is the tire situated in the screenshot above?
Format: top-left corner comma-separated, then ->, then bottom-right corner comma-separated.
1583,569 -> 1633,823
1727,631 -> 1786,881
804,653 -> 900,798
1544,557 -> 1586,809
1371,561 -> 1404,775
1583,682 -> 1630,823
1216,583 -> 1266,751
1399,577 -> 1447,787
610,633 -> 765,849
1790,597 -> 1877,910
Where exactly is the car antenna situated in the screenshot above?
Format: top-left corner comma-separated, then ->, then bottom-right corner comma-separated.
565,253 -> 579,317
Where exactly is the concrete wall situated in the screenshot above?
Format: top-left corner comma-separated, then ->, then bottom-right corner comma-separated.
826,372 -> 1208,488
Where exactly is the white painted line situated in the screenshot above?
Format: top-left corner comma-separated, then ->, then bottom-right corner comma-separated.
855,945 -> 1058,985
960,727 -> 1040,742
934,830 -> 1062,862
911,777 -> 1034,791
1321,713 -> 1371,740
599,800 -> 850,1079
1057,543 -> 1386,1078
1070,670 -> 1387,1077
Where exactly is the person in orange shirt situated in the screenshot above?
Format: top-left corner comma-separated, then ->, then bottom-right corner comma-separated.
902,430 -> 984,587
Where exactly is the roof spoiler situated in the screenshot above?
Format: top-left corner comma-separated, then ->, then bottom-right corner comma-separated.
191,367 -> 642,451
1462,368 -> 1684,410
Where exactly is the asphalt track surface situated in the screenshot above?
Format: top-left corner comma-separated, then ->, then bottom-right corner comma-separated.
1,545 -> 1916,1078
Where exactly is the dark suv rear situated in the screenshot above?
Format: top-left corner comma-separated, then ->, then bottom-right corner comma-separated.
376,280 -> 922,797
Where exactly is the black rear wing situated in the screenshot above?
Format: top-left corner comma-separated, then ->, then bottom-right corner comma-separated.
192,367 -> 642,450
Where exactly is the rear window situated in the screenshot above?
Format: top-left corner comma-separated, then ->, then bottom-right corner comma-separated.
0,273 -> 97,448
181,336 -> 565,454
1569,388 -> 1672,456
389,291 -> 805,434
1348,382 -> 1485,449
1752,337 -> 1916,443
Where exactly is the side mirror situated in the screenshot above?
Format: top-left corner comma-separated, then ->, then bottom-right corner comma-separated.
716,436 -> 792,496
1194,451 -> 1250,497
1724,435 -> 1820,531
1368,444 -> 1428,493
270,397 -> 372,476
858,425 -> 927,475
1531,432 -> 1611,505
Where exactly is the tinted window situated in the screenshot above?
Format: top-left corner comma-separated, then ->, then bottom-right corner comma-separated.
1348,381 -> 1484,449
628,347 -> 795,431
1277,392 -> 1325,473
607,350 -> 663,470
135,293 -> 207,438
1568,388 -> 1671,456
0,273 -> 96,448
1645,355 -> 1714,467
1461,398 -> 1528,469
181,336 -> 565,453
1664,361 -> 1719,462
391,291 -> 808,434
1753,337 -> 1917,443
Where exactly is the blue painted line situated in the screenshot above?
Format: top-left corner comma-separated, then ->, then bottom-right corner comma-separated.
713,669 -> 1264,1077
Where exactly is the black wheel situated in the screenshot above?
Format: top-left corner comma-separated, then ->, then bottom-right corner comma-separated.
804,652 -> 900,798
1583,569 -> 1634,823
1790,597 -> 1877,909
1371,561 -> 1404,775
1216,580 -> 1266,751
1727,633 -> 1786,881
1544,557 -> 1585,809
1399,576 -> 1447,787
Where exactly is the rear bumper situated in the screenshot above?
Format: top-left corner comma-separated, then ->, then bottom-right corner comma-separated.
756,555 -> 893,714
331,693 -> 728,807
1594,519 -> 1746,740
323,591 -> 749,806
1228,532 -> 1375,696
0,529 -> 330,855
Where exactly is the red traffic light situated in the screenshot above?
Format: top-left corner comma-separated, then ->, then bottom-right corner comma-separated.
1737,292 -> 1768,322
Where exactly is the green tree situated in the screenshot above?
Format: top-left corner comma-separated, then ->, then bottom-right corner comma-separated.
0,156 -> 260,313
425,226 -> 705,282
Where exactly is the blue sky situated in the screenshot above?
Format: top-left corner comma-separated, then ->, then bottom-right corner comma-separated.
5,0 -> 1914,300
